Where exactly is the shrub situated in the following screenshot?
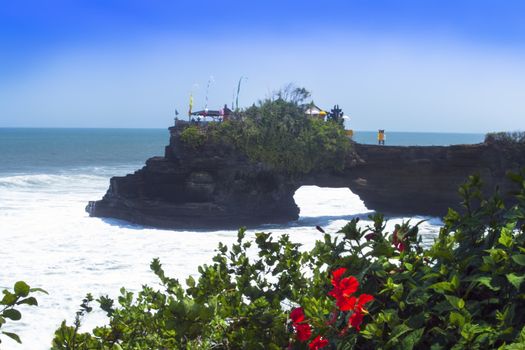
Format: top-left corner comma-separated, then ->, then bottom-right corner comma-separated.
201,93 -> 351,174
485,131 -> 525,145
51,169 -> 525,349
180,125 -> 206,149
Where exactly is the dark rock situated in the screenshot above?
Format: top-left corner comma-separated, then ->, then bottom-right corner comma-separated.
87,125 -> 525,229
88,125 -> 299,229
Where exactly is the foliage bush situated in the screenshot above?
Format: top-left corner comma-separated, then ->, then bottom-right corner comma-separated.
485,131 -> 525,145
50,169 -> 525,349
0,281 -> 45,345
180,125 -> 206,149
181,88 -> 351,174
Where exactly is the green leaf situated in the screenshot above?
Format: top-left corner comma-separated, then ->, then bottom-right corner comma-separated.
337,219 -> 361,240
28,287 -> 48,295
421,272 -> 441,280
519,325 -> 525,342
406,312 -> 426,328
387,323 -> 413,344
499,222 -> 516,248
1,292 -> 17,306
451,275 -> 460,289
400,328 -> 424,350
428,281 -> 454,293
13,281 -> 30,297
488,248 -> 508,263
465,276 -> 500,291
17,297 -> 38,306
2,331 -> 21,343
449,311 -> 465,327
511,254 -> 525,266
506,273 -> 525,290
2,309 -> 21,321
186,276 -> 195,288
445,295 -> 465,310
431,345 -> 446,350
460,323 -> 485,341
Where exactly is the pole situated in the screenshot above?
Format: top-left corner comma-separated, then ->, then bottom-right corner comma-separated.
235,76 -> 247,111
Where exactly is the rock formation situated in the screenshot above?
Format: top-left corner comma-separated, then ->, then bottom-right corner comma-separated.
87,123 -> 524,229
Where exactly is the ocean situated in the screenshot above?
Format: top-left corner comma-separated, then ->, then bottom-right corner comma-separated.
0,128 -> 484,349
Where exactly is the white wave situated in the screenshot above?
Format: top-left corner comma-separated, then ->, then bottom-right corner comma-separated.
0,173 -> 104,188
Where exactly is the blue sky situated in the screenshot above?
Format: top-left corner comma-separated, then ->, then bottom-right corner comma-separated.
1,0 -> 524,132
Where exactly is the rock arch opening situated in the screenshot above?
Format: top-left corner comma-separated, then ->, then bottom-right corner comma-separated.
293,186 -> 370,219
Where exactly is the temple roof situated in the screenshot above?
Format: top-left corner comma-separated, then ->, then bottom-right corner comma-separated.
304,103 -> 327,116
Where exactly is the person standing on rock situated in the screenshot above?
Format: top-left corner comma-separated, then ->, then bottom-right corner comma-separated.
378,130 -> 385,145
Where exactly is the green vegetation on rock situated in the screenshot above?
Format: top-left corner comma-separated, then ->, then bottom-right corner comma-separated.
485,131 -> 525,145
180,125 -> 206,149
180,88 -> 352,174
50,169 -> 525,349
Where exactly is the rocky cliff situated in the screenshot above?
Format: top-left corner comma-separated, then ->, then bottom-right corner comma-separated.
87,124 -> 524,229
335,142 -> 524,216
87,123 -> 300,229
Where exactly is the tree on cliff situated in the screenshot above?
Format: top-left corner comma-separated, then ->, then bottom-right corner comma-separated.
270,83 -> 311,105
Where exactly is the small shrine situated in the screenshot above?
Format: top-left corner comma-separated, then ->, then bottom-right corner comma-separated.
190,104 -> 233,122
304,103 -> 327,119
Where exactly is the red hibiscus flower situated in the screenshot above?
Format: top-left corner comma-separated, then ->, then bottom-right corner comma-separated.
309,335 -> 329,350
349,293 -> 374,331
295,323 -> 312,342
330,267 -> 347,286
290,307 -> 305,324
349,310 -> 365,330
327,269 -> 375,331
355,293 -> 374,311
290,307 -> 312,342
328,268 -> 359,311
334,294 -> 357,311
